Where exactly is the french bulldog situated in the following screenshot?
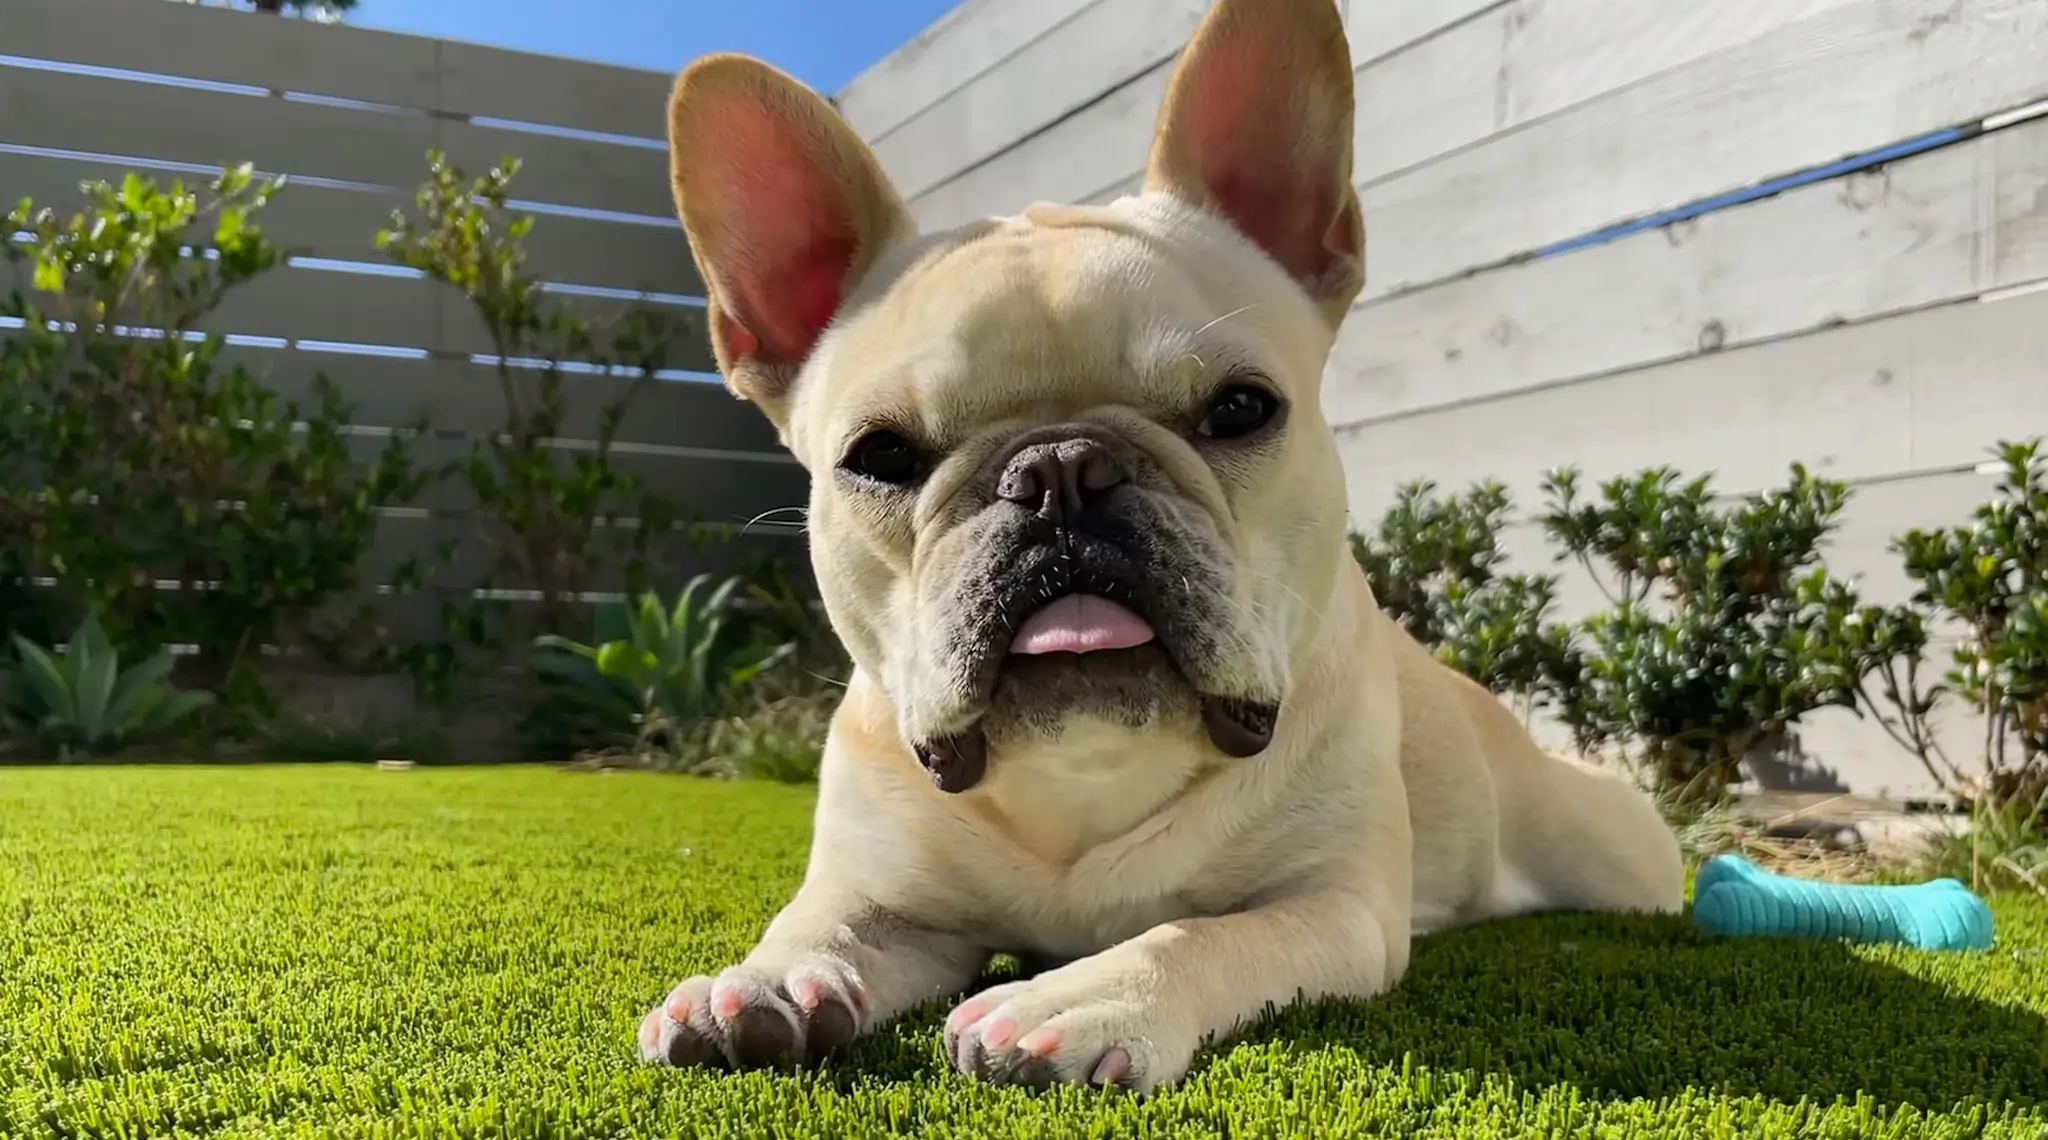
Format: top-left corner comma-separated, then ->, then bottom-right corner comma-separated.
638,0 -> 1684,1093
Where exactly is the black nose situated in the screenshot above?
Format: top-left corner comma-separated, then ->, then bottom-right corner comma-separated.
996,437 -> 1126,523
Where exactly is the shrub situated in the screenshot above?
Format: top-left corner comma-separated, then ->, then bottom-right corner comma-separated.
1917,788 -> 2048,897
525,574 -> 798,765
1350,479 -> 1570,706
687,683 -> 837,783
1891,438 -> 2048,811
1,166 -> 431,704
376,152 -> 698,653
1534,464 -> 1923,802
1,612 -> 214,761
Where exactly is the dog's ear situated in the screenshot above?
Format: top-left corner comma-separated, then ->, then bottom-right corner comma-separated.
1143,0 -> 1363,323
667,54 -> 916,425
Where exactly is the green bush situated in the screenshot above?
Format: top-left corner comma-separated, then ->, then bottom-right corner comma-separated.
525,574 -> 799,765
1350,479 -> 1570,706
1892,438 -> 2048,811
1,166 -> 432,705
1535,464 -> 1923,802
376,152 -> 698,654
1353,467 -> 1926,804
1,612 -> 214,761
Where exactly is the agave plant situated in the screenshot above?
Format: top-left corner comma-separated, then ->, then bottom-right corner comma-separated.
530,574 -> 797,759
0,613 -> 216,760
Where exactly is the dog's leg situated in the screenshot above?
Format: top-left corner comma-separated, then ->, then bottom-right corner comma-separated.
639,885 -> 985,1070
944,889 -> 1404,1092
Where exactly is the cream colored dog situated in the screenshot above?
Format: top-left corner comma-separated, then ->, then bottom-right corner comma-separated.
638,0 -> 1684,1092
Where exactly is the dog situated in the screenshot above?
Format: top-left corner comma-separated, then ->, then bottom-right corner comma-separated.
638,0 -> 1685,1093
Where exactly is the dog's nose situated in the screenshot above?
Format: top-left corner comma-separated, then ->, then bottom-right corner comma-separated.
996,438 -> 1126,522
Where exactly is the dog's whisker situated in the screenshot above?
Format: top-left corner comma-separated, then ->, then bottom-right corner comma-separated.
742,505 -> 810,536
1193,302 -> 1264,337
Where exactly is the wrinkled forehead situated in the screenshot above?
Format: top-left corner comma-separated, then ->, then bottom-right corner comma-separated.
790,201 -> 1325,453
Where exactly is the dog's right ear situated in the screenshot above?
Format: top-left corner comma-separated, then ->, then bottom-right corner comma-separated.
667,54 -> 916,427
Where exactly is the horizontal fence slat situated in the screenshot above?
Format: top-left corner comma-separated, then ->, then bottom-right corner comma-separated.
1,261 -> 710,367
409,445 -> 810,530
1325,116 -> 2048,428
433,38 -> 671,143
0,150 -> 702,295
906,57 -> 1171,231
327,435 -> 804,531
0,333 -> 762,452
440,290 -> 713,370
1346,0 -> 1499,69
871,0 -> 1207,202
1351,0 -> 1858,188
224,349 -> 782,452
8,0 -> 671,141
0,63 -> 673,220
838,0 -> 1101,142
209,266 -> 439,349
1357,0 -> 2048,300
360,512 -> 808,595
1334,286 -> 2048,528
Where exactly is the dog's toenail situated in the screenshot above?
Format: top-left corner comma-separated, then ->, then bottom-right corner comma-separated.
711,987 -> 744,1019
981,1014 -> 1018,1049
946,999 -> 988,1032
1017,1027 -> 1060,1057
664,986 -> 693,1021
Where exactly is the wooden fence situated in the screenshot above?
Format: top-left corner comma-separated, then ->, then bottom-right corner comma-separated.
836,0 -> 2048,800
1,0 -> 810,647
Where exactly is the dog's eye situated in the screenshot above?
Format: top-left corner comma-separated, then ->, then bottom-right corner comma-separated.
841,429 -> 928,486
1196,384 -> 1282,441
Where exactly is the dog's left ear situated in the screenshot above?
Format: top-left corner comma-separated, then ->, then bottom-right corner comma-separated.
1143,0 -> 1363,324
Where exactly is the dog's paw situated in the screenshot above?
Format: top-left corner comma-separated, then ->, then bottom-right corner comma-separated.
637,955 -> 869,1070
942,956 -> 1191,1093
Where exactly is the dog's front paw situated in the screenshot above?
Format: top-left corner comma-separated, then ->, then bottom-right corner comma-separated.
943,955 -> 1192,1093
637,955 -> 869,1070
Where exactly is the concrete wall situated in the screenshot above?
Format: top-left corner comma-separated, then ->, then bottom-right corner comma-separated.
838,0 -> 2048,800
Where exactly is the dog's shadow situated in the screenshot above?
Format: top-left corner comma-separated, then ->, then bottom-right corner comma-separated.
827,912 -> 2048,1114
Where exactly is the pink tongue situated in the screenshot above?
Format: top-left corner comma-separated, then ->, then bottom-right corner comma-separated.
1010,595 -> 1156,655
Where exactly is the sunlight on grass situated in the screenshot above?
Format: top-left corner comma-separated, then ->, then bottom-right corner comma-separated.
1,766 -> 2044,1138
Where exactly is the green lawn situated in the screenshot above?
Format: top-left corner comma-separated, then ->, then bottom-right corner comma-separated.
2,767 -> 2046,1138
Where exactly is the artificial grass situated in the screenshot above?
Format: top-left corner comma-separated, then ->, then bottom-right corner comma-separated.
1,767 -> 2044,1139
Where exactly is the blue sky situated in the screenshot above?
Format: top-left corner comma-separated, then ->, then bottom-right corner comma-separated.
351,0 -> 967,94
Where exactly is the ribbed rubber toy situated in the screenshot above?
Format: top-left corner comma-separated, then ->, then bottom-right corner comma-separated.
1691,853 -> 1993,951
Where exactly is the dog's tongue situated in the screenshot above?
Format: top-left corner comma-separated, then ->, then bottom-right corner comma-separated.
1010,595 -> 1155,655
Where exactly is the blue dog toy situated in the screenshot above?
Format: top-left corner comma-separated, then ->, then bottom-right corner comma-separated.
1691,853 -> 1994,951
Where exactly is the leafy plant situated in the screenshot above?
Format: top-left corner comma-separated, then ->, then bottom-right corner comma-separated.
527,574 -> 797,764
1917,785 -> 2048,897
1,613 -> 214,760
1890,438 -> 2048,813
1,166 -> 432,703
1534,464 -> 1923,802
730,554 -> 847,682
688,686 -> 837,783
1350,479 -> 1570,705
376,151 -> 698,651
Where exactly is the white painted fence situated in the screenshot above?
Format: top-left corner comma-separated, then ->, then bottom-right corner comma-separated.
836,0 -> 2048,799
